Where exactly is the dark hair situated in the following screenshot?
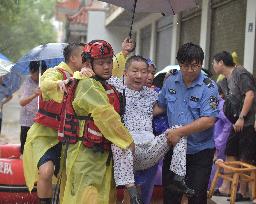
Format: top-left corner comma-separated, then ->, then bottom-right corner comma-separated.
153,73 -> 166,88
213,51 -> 235,67
176,42 -> 204,65
125,55 -> 148,70
202,68 -> 213,78
149,64 -> 156,70
29,60 -> 47,73
63,43 -> 84,63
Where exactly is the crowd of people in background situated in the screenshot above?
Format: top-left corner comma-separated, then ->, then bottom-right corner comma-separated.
0,37 -> 253,204
212,51 -> 256,203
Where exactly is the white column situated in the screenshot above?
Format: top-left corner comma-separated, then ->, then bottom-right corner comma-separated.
199,0 -> 211,68
135,29 -> 141,55
243,0 -> 256,73
170,14 -> 181,65
149,21 -> 156,61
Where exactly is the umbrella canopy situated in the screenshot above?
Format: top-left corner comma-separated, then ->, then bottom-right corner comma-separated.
99,0 -> 197,38
0,53 -> 21,93
99,0 -> 197,15
0,53 -> 10,61
12,43 -> 68,74
3,69 -> 22,94
0,58 -> 13,76
0,53 -> 13,76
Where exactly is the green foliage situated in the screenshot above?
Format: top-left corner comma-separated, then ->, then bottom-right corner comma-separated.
0,0 -> 57,61
0,0 -> 19,23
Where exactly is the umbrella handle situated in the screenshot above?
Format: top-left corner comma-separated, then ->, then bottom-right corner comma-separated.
39,61 -> 42,87
128,0 -> 138,39
38,61 -> 42,110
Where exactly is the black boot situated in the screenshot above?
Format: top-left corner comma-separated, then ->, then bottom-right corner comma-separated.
39,197 -> 52,204
167,174 -> 195,197
127,186 -> 143,204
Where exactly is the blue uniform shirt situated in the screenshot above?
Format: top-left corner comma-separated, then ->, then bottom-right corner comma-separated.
158,71 -> 219,154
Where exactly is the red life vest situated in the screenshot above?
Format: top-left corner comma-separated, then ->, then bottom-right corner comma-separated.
33,68 -> 71,130
58,78 -> 121,151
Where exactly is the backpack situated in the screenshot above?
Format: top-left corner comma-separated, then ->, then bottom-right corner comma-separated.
223,89 -> 242,124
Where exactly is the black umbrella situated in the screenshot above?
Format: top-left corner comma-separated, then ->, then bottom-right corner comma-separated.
99,0 -> 198,37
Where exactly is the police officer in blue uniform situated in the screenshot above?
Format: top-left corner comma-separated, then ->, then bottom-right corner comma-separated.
154,42 -> 219,204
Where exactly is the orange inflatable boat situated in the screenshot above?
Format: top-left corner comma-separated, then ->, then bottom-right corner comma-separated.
0,144 -> 38,204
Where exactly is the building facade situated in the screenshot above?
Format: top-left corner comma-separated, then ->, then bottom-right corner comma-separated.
55,0 -> 88,43
57,0 -> 256,75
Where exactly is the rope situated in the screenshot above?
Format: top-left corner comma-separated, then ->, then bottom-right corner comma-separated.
121,75 -> 126,124
52,93 -> 69,204
128,0 -> 138,39
52,91 -> 70,204
52,141 -> 69,204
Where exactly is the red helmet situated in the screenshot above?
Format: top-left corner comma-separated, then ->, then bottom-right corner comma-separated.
82,40 -> 114,61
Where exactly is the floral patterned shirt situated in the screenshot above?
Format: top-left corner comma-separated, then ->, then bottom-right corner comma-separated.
108,77 -> 158,144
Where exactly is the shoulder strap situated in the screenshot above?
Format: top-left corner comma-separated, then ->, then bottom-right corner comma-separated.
107,83 -> 121,98
223,76 -> 242,104
66,78 -> 78,100
104,82 -> 125,119
222,78 -> 230,95
56,67 -> 72,80
65,78 -> 92,120
61,78 -> 76,115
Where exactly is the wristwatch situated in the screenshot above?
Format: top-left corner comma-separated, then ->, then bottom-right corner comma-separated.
239,115 -> 245,120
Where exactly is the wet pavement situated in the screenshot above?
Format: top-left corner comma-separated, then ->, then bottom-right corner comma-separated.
210,196 -> 252,204
0,90 -> 21,144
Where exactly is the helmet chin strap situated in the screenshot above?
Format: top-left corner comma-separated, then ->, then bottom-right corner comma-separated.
92,75 -> 107,83
90,60 -> 111,83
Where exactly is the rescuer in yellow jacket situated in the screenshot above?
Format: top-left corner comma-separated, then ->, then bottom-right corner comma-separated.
23,43 -> 86,204
61,40 -> 134,204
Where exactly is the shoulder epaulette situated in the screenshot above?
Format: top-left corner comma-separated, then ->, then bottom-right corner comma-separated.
169,69 -> 178,75
203,78 -> 214,88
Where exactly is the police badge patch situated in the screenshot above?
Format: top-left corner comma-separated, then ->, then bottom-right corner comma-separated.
169,88 -> 176,94
209,96 -> 219,110
169,69 -> 178,75
190,96 -> 199,102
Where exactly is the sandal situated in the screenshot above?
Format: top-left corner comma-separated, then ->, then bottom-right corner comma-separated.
213,189 -> 230,197
227,193 -> 250,202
